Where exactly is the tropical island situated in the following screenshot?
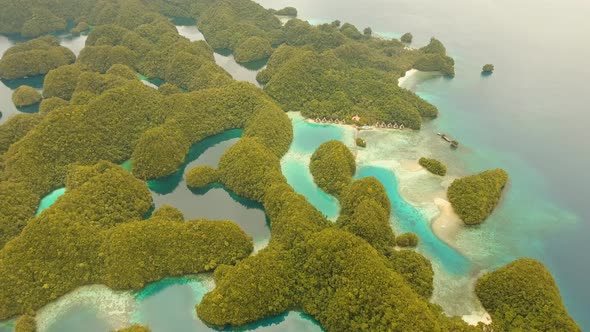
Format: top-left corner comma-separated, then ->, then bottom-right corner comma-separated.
0,0 -> 580,331
447,169 -> 509,225
482,64 -> 494,73
419,157 -> 447,176
11,85 -> 41,107
0,36 -> 75,79
401,32 -> 413,43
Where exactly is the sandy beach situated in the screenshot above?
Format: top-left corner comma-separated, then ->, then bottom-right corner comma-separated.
399,159 -> 423,172
397,69 -> 419,88
462,312 -> 492,326
431,197 -> 463,247
36,285 -> 135,331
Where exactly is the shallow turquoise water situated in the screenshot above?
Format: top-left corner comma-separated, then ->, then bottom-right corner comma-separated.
280,114 -> 350,219
35,187 -> 66,216
286,116 -> 349,154
131,278 -> 324,332
35,278 -> 323,332
356,165 -> 470,274
281,159 -> 339,220
45,306 -> 110,332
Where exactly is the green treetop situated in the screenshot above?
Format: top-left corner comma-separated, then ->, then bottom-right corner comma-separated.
447,169 -> 509,224
186,166 -> 219,189
419,157 -> 447,176
476,258 -> 581,331
115,324 -> 150,332
0,36 -> 75,80
396,233 -> 419,247
310,140 -> 356,196
401,32 -> 413,43
15,314 -> 37,332
0,114 -> 43,154
12,86 -> 42,107
274,7 -> 297,16
482,64 -> 494,73
233,36 -> 273,63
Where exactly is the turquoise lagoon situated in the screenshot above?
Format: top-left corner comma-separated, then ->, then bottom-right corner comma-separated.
356,165 -> 470,275
280,113 -> 355,220
35,188 -> 66,216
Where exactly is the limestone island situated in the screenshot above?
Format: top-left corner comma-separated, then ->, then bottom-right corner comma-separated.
482,63 -> 495,74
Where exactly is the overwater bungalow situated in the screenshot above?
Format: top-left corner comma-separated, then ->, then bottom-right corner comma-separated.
399,124 -> 405,129
393,123 -> 399,129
